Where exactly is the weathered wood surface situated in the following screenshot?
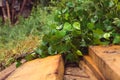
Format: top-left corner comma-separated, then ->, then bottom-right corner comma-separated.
64,66 -> 89,80
6,55 -> 64,80
83,56 -> 105,80
89,45 -> 120,80
79,61 -> 98,80
0,59 -> 26,80
0,63 -> 16,80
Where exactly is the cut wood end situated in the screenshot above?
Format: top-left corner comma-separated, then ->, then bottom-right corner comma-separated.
6,54 -> 64,80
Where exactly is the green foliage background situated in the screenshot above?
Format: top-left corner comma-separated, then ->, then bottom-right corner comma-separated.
0,6 -> 43,69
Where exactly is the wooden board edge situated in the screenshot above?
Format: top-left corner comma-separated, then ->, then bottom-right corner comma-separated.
79,61 -> 98,80
83,56 -> 105,80
88,46 -> 120,80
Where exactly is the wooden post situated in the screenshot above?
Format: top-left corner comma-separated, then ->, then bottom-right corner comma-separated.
20,0 -> 27,14
6,0 -> 11,24
11,0 -> 15,23
2,7 -> 7,22
1,0 -> 7,22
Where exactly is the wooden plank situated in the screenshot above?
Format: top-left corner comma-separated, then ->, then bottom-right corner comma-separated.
0,59 -> 26,80
79,61 -> 98,80
0,63 -> 16,80
83,56 -> 105,80
89,45 -> 120,80
6,55 -> 64,80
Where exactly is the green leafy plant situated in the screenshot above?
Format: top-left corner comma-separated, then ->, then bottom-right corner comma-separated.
36,0 -> 120,63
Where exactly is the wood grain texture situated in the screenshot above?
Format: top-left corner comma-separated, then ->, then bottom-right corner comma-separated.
0,63 -> 16,80
83,56 -> 105,80
64,66 -> 90,80
89,45 -> 120,80
0,59 -> 26,80
79,61 -> 98,80
6,55 -> 64,80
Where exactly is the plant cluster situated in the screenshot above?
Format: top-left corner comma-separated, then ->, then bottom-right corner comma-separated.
36,0 -> 120,63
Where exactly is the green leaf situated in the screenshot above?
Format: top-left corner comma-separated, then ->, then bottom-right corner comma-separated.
105,26 -> 113,31
91,15 -> 98,23
93,29 -> 104,39
16,60 -> 22,68
103,32 -> 111,40
56,24 -> 63,30
109,0 -> 114,7
113,18 -> 120,27
117,2 -> 120,10
113,35 -> 120,44
87,22 -> 94,29
35,48 -> 42,55
73,22 -> 81,30
80,39 -> 87,47
55,30 -> 66,38
63,22 -> 72,31
66,2 -> 75,7
62,8 -> 68,13
76,50 -> 83,56
65,13 -> 69,20
72,30 -> 81,37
